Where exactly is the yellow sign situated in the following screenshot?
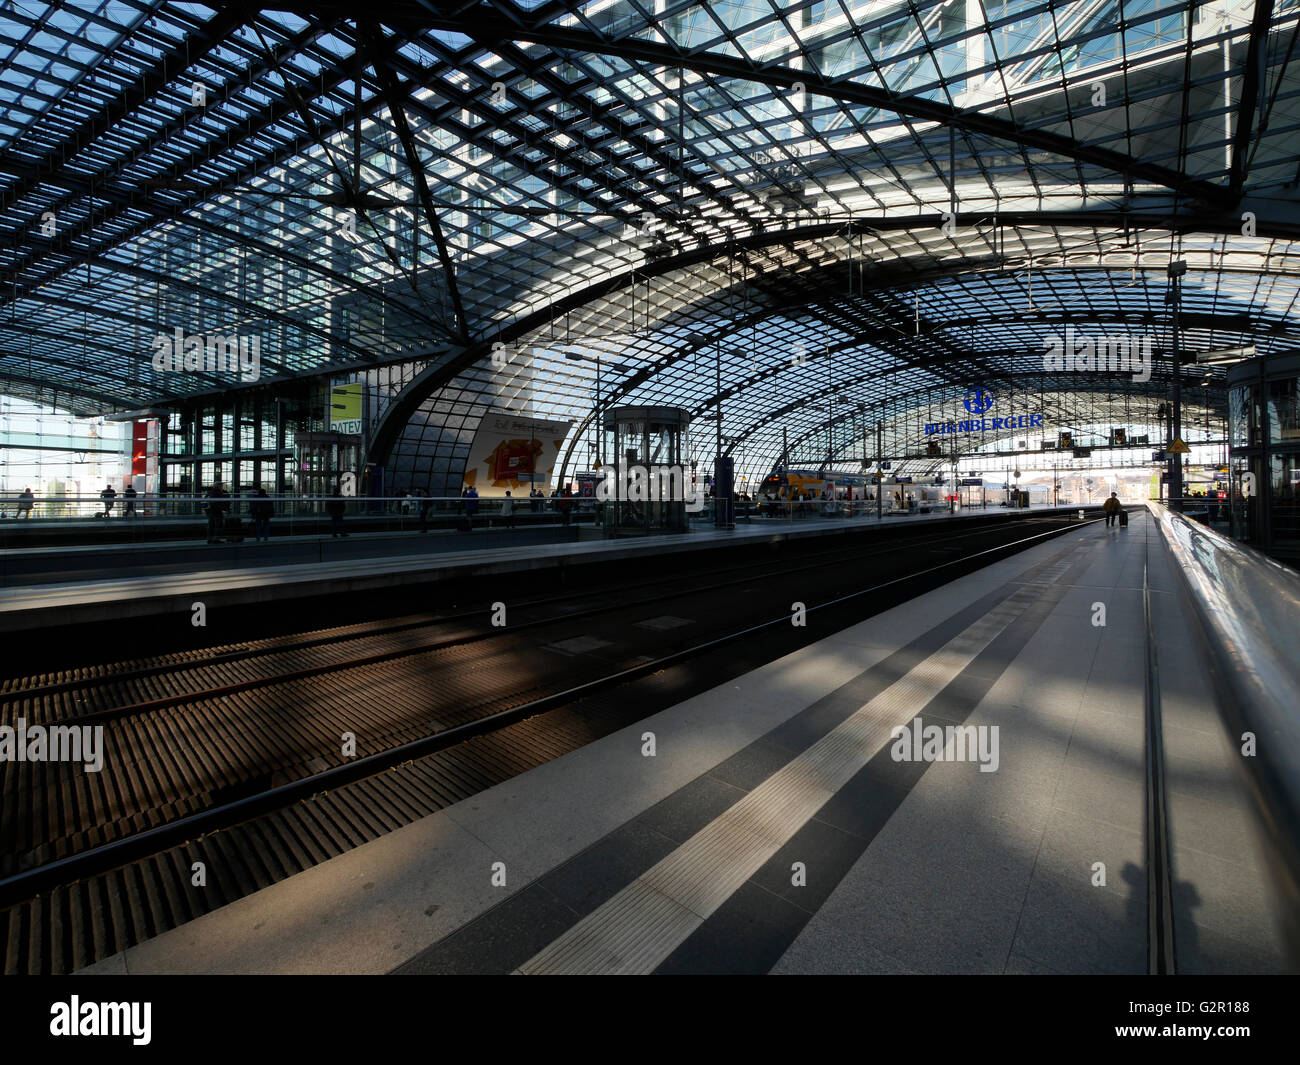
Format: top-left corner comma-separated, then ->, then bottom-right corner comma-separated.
1168,437 -> 1190,454
330,383 -> 363,435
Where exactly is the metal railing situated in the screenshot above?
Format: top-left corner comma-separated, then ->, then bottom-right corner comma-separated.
1147,500 -> 1300,960
0,495 -> 574,547
0,493 -> 549,520
0,493 -> 1093,543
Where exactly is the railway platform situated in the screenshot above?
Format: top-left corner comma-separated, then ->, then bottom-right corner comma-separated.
74,504 -> 1296,975
0,504 -> 1086,632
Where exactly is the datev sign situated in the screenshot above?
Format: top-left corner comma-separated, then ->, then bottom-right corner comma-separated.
330,383 -> 363,435
926,388 -> 1043,437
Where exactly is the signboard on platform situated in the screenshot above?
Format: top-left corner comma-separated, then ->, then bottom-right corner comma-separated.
464,412 -> 573,495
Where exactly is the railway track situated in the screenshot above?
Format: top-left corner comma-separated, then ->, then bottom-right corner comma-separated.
0,514 -> 1096,973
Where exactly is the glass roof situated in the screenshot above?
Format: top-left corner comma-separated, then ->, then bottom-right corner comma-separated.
1,0 -> 1298,484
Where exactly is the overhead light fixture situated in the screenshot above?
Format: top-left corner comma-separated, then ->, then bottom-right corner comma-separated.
1194,344 -> 1255,365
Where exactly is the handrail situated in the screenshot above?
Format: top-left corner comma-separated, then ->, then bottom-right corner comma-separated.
1146,500 -> 1300,959
0,495 -> 524,503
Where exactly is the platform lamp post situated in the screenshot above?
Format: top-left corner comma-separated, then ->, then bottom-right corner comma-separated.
949,434 -> 960,513
709,341 -> 734,530
876,419 -> 884,521
564,350 -> 603,467
1155,402 -> 1170,504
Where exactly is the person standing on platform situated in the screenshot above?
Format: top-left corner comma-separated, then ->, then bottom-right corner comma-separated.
122,483 -> 138,518
250,484 -> 273,542
501,491 -> 515,530
463,484 -> 479,530
530,486 -> 543,513
417,489 -> 432,534
100,483 -> 116,517
1103,492 -> 1121,528
204,482 -> 229,543
17,487 -> 34,518
326,484 -> 348,538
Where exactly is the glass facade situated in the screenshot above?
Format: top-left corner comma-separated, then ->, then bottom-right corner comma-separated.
0,395 -> 130,513
1228,355 -> 1300,565
157,387 -> 324,507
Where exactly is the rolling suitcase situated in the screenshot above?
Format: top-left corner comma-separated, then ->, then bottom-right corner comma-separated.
1118,509 -> 1128,528
223,516 -> 245,542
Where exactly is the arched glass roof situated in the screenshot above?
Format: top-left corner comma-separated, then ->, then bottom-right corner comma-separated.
1,0 -> 1297,485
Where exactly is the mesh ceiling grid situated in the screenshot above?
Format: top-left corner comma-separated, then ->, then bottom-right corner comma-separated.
0,0 -> 1294,486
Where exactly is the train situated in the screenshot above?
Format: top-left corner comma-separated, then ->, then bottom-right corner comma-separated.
758,468 -> 868,499
758,468 -> 947,510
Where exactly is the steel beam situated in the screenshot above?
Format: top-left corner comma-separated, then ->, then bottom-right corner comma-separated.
297,2 -> 1236,207
361,22 -> 471,343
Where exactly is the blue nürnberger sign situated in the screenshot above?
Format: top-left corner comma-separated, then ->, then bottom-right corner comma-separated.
927,389 -> 1042,436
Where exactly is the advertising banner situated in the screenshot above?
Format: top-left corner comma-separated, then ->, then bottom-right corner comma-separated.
464,412 -> 573,495
131,421 -> 149,476
330,383 -> 364,435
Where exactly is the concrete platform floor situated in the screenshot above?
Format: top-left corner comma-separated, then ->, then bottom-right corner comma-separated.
77,507 -> 1291,975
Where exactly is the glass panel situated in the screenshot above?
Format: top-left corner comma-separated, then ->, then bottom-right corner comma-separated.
1270,454 -> 1300,549
1228,384 -> 1258,447
649,424 -> 671,465
1230,454 -> 1259,543
1267,378 -> 1300,444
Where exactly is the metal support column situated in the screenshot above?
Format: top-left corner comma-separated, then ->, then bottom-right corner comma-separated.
876,419 -> 883,521
1169,261 -> 1186,510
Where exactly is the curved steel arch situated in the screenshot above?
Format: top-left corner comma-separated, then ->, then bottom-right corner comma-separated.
775,371 -> 1220,471
163,200 -> 1300,421
721,355 -> 1207,472
363,205 -> 1297,464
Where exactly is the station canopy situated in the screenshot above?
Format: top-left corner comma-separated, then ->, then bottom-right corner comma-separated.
2,0 -> 1299,483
